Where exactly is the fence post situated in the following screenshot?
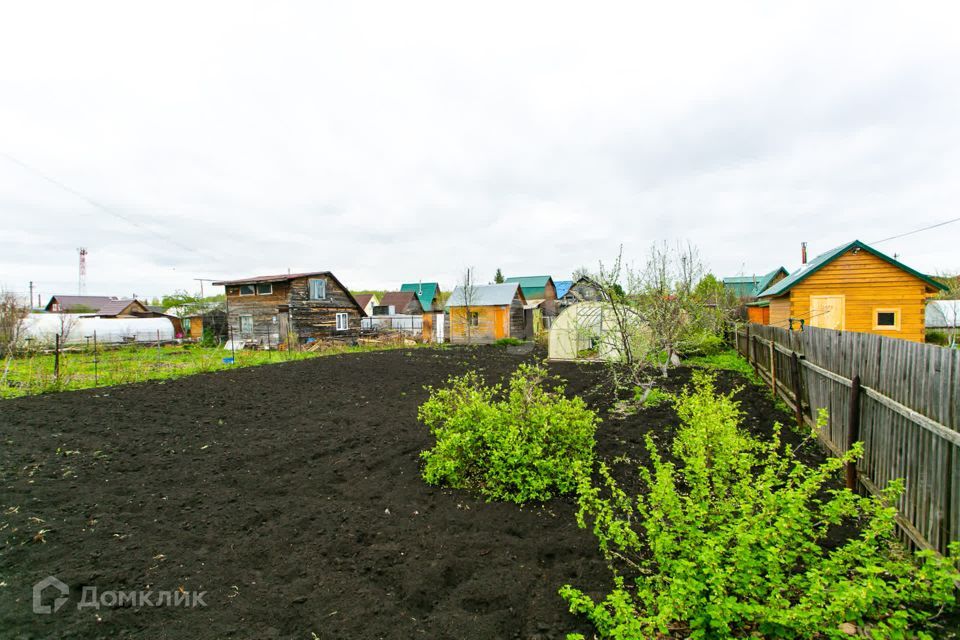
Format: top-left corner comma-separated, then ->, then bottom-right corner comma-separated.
745,325 -> 752,366
54,333 -> 61,381
790,351 -> 804,430
769,339 -> 777,396
93,330 -> 98,387
845,374 -> 861,491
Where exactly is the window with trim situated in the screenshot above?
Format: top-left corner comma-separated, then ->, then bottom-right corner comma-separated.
238,284 -> 255,296
239,315 -> 253,333
873,308 -> 901,330
469,311 -> 479,327
256,283 -> 273,295
335,312 -> 349,331
309,279 -> 326,300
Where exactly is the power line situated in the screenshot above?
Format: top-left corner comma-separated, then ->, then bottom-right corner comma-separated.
871,216 -> 960,245
0,151 -> 211,259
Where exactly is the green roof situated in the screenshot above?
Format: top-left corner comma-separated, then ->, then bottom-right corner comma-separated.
504,275 -> 553,300
722,267 -> 788,298
758,240 -> 947,298
400,282 -> 439,309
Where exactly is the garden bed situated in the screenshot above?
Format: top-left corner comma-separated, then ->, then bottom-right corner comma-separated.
0,347 -> 876,639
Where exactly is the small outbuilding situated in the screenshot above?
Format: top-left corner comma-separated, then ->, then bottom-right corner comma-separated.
757,240 -> 947,342
400,282 -> 443,311
446,282 -> 526,344
352,294 -> 379,317
557,276 -> 606,309
722,267 -> 789,300
504,275 -> 557,315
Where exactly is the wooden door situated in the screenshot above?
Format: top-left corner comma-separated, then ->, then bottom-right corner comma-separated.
809,295 -> 845,330
278,311 -> 290,345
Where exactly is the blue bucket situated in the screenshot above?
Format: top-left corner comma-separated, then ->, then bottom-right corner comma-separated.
222,357 -> 235,364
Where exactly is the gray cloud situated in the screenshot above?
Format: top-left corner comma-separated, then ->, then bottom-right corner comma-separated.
1,1 -> 959,301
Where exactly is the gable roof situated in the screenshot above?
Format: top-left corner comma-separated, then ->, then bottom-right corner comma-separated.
378,291 -> 423,314
400,282 -> 439,309
723,267 -> 788,298
554,280 -> 574,299
504,275 -> 554,299
759,240 -> 947,298
94,299 -> 149,317
446,282 -> 525,307
213,270 -> 365,313
45,295 -> 119,313
504,275 -> 553,288
353,294 -> 375,309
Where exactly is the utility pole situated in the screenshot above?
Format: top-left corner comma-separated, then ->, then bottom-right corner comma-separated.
194,278 -> 217,300
28,281 -> 33,309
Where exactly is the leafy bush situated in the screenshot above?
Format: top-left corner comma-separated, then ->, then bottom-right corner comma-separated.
419,363 -> 599,503
561,372 -> 959,639
633,385 -> 670,408
678,331 -> 727,357
925,330 -> 948,346
493,337 -> 525,347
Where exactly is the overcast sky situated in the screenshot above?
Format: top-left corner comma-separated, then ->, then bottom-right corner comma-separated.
2,1 -> 959,302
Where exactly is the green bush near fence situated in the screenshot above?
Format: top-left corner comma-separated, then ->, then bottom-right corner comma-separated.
561,372 -> 960,639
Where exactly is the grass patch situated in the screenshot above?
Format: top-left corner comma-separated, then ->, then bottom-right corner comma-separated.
685,349 -> 764,385
1,342 -> 426,399
493,337 -> 525,347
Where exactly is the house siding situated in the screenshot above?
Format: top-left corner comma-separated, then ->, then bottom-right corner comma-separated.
783,250 -> 931,342
224,274 -> 362,346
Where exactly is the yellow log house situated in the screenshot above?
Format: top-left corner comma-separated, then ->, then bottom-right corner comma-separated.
757,240 -> 947,343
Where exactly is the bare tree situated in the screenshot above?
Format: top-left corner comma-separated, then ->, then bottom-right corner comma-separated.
638,241 -> 707,378
0,290 -> 30,384
458,266 -> 478,344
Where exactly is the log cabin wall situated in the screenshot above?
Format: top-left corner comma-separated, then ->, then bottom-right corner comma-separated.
509,296 -> 526,337
225,281 -> 290,346
287,275 -> 362,340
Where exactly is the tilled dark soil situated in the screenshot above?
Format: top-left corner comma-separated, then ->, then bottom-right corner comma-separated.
0,346 -> 818,639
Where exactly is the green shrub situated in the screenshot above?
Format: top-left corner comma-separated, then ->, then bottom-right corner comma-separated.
419,363 -> 599,503
925,330 -> 948,346
680,331 -> 727,357
493,337 -> 525,347
561,372 -> 959,639
633,386 -> 670,408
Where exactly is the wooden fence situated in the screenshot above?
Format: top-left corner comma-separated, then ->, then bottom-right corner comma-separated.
735,323 -> 959,555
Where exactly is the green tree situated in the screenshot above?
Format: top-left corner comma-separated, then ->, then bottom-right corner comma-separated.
494,268 -> 504,284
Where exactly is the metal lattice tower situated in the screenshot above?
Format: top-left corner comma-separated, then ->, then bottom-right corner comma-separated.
78,247 -> 88,294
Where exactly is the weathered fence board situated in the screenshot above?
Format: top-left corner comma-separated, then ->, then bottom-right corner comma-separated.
735,323 -> 959,555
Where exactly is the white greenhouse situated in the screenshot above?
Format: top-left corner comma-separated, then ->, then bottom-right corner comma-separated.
547,302 -> 649,361
21,314 -> 177,346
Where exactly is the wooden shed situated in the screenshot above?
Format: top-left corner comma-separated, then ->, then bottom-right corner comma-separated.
757,240 -> 947,342
504,275 -> 557,315
446,282 -> 527,344
213,271 -> 365,347
400,282 -> 443,312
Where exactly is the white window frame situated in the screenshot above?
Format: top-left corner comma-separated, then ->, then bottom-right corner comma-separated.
256,283 -> 273,295
309,279 -> 327,300
239,314 -> 253,333
469,311 -> 480,327
238,284 -> 255,296
335,312 -> 349,331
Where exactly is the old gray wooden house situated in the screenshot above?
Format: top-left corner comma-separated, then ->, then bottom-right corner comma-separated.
213,271 -> 365,347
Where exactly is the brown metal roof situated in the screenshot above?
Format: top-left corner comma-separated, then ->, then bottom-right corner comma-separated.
45,295 -> 119,312
212,271 -> 333,286
95,299 -> 148,317
353,294 -> 374,308
378,291 -> 422,313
